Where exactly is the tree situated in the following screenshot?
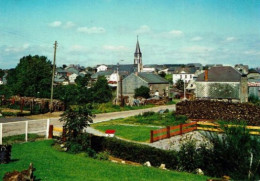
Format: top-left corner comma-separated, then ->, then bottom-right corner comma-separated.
159,71 -> 166,78
7,55 -> 52,98
0,69 -> 4,79
75,74 -> 90,87
176,79 -> 184,90
59,104 -> 94,153
134,86 -> 150,98
91,76 -> 112,103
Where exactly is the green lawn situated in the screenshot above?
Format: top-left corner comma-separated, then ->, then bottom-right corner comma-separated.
0,140 -> 208,181
93,124 -> 159,142
92,112 -> 187,142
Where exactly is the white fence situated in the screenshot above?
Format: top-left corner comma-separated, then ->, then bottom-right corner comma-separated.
0,119 -> 50,144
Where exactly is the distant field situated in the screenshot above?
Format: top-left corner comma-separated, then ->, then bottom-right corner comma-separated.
0,140 -> 208,181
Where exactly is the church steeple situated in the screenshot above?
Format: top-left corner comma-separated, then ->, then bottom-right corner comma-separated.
134,36 -> 142,72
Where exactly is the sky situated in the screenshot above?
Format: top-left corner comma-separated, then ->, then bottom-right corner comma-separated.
0,0 -> 260,69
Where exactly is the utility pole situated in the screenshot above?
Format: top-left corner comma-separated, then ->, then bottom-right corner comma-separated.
50,41 -> 57,112
183,80 -> 186,100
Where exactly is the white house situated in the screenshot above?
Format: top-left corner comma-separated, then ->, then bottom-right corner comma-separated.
69,73 -> 78,84
0,79 -> 3,85
108,72 -> 120,87
172,67 -> 197,84
96,65 -> 108,72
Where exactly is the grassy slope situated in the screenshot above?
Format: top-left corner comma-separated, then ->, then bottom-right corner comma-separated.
0,140 -> 208,181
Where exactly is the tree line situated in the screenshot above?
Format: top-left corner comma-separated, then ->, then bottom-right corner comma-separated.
0,55 -> 112,108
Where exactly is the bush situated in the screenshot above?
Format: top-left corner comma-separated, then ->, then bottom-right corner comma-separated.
142,111 -> 155,117
134,86 -> 150,99
90,135 -> 179,169
177,140 -> 199,172
96,151 -> 109,160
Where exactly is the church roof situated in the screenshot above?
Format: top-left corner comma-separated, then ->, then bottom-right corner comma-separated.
135,38 -> 141,54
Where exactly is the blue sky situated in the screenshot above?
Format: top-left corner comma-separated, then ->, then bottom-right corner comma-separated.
0,0 -> 260,69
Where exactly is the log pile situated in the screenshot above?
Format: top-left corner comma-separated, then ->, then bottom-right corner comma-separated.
176,100 -> 260,126
3,163 -> 35,181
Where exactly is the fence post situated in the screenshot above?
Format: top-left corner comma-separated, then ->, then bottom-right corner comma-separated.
180,124 -> 183,136
150,130 -> 154,143
0,123 -> 2,145
48,125 -> 53,139
167,126 -> 170,138
25,121 -> 28,142
46,119 -> 50,139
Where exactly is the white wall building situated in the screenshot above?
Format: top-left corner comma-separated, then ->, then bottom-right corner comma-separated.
96,65 -> 108,72
172,68 -> 197,84
69,73 -> 78,84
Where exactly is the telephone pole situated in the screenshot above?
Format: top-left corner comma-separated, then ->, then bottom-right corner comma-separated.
50,41 -> 57,112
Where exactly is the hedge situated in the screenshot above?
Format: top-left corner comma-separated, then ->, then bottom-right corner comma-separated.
90,135 -> 178,169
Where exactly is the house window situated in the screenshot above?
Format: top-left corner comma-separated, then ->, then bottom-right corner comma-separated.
190,75 -> 192,78
180,75 -> 182,79
185,75 -> 187,79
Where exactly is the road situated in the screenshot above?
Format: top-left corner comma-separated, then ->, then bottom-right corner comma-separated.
1,104 -> 176,137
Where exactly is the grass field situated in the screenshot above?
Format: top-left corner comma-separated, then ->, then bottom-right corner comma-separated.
0,140 -> 208,181
93,124 -> 159,142
92,112 -> 187,142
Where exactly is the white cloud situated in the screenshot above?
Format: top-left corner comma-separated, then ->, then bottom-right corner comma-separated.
168,30 -> 184,37
77,27 -> 106,34
103,45 -> 129,51
64,21 -> 75,28
69,45 -> 89,53
225,37 -> 236,42
183,45 -> 214,53
191,36 -> 203,41
244,50 -> 260,55
135,25 -> 151,34
4,43 -> 30,53
49,21 -> 62,27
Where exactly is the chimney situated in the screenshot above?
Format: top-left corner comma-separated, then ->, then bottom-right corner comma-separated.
204,70 -> 208,81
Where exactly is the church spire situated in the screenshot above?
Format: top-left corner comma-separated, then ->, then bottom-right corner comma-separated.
134,36 -> 142,73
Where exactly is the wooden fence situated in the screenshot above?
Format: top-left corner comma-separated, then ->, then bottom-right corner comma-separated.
150,121 -> 260,143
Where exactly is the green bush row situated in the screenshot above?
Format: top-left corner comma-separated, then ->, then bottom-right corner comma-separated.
90,135 -> 179,169
1,112 -> 31,117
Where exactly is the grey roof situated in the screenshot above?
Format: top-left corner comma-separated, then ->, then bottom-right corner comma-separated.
173,67 -> 197,74
135,38 -> 141,54
91,70 -> 114,79
137,73 -> 168,84
196,66 -> 242,82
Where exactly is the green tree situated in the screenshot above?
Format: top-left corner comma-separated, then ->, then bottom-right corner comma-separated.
176,79 -> 184,90
75,74 -> 90,87
91,76 -> 112,103
59,105 -> 94,153
134,86 -> 150,98
7,55 -> 52,98
159,71 -> 166,78
0,69 -> 4,79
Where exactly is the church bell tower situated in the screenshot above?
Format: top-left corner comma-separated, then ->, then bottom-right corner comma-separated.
134,36 -> 142,72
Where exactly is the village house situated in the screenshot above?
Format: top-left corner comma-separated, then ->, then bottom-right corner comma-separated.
122,72 -> 169,98
172,67 -> 197,84
195,66 -> 248,103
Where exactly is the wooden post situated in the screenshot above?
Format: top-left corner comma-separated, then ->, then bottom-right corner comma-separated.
25,121 -> 28,142
180,124 -> 183,136
46,119 -> 50,139
0,123 -> 2,145
62,126 -> 66,142
167,126 -> 170,138
150,130 -> 154,143
48,125 -> 53,139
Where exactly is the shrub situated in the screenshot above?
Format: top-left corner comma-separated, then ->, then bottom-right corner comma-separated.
90,135 -> 179,169
134,86 -> 150,98
142,111 -> 155,117
96,151 -> 109,160
177,140 -> 199,172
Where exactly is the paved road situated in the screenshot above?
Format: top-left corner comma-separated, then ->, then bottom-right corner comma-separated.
1,104 -> 176,137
